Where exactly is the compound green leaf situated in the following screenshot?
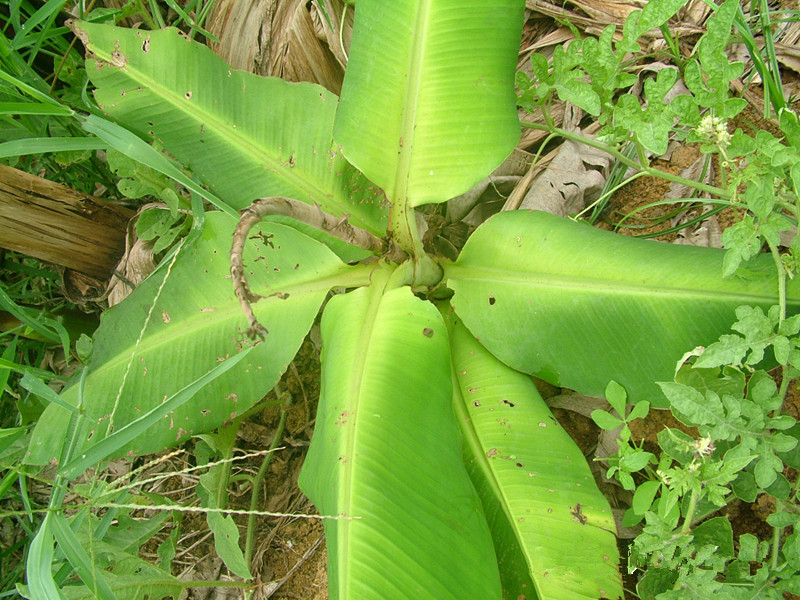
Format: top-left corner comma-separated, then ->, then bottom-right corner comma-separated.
446,210 -> 800,407
299,282 -> 501,600
73,22 -> 387,235
27,213 -> 369,464
447,315 -> 622,600
334,0 -> 524,207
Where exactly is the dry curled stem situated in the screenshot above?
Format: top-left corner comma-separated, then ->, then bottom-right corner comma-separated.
231,196 -> 395,339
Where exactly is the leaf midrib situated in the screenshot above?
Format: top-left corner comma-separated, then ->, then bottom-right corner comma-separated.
336,273 -> 396,597
447,266 -> 784,304
390,0 -> 431,205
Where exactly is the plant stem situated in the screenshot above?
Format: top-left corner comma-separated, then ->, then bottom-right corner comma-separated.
768,241 -> 787,322
244,395 -> 288,567
388,196 -> 426,259
680,487 -> 700,536
659,24 -> 684,72
520,121 -> 731,200
185,580 -> 252,589
670,487 -> 701,592
771,521 -> 783,571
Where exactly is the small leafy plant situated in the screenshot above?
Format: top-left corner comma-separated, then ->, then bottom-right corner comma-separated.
594,303 -> 800,597
11,1 -> 800,599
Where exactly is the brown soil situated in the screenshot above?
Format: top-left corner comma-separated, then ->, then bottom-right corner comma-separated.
237,338 -> 329,599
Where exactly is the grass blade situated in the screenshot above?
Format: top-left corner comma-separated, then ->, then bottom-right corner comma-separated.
58,347 -> 254,479
0,102 -> 73,116
0,67 -> 66,107
78,113 -> 238,218
19,372 -> 77,414
0,137 -> 106,159
26,514 -> 67,600
0,357 -> 62,380
0,285 -> 70,354
51,512 -> 118,600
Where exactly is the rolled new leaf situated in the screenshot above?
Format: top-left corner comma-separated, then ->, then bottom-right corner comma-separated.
72,22 -> 387,235
27,213 -> 370,463
447,314 -> 623,600
299,281 -> 501,600
446,210 -> 800,406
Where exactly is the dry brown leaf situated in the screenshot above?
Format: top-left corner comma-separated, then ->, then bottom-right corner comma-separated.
545,392 -> 608,419
106,209 -> 158,307
207,0 -> 347,93
680,0 -> 713,25
517,137 -> 611,217
206,0 -> 274,73
566,0 -> 643,24
268,0 -> 345,94
446,148 -> 532,223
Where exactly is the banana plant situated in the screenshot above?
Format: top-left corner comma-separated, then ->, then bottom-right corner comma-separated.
26,2 -> 800,599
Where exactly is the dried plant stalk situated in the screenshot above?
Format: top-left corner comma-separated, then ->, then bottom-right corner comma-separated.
230,196 -> 391,339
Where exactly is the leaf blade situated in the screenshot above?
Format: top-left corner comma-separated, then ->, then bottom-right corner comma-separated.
334,0 -> 524,207
448,316 -> 622,600
299,283 -> 501,600
446,210 -> 799,406
27,213 -> 367,464
74,22 -> 387,234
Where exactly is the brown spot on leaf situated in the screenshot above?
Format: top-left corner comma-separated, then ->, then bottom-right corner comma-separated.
570,503 -> 587,525
110,48 -> 126,67
423,328 -> 434,337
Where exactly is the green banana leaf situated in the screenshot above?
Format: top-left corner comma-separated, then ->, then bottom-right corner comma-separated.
26,213 -> 370,464
299,280 -> 501,600
73,22 -> 387,235
446,210 -> 800,406
333,0 -> 524,207
447,314 -> 622,600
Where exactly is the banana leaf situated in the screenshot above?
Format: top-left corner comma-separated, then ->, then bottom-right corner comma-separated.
446,210 -> 800,406
72,22 -> 387,235
299,280 -> 501,600
26,213 -> 370,464
448,314 -> 622,600
333,0 -> 524,207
